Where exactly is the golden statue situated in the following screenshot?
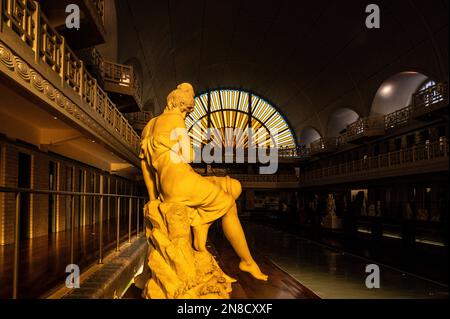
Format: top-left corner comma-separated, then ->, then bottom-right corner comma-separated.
138,83 -> 267,299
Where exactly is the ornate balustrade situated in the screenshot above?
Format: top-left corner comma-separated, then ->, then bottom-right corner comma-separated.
103,59 -> 143,107
412,82 -> 448,120
310,137 -> 338,156
346,115 -> 385,143
0,0 -> 140,159
278,146 -> 310,159
230,174 -> 300,188
81,46 -> 143,110
303,140 -> 449,182
124,111 -> 152,133
384,105 -> 412,130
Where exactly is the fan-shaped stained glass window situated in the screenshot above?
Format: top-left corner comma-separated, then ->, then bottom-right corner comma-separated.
185,89 -> 297,150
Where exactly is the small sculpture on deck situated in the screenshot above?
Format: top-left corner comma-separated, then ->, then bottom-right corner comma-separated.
138,83 -> 267,299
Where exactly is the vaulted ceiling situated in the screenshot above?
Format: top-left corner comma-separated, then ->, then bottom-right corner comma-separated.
116,0 -> 448,140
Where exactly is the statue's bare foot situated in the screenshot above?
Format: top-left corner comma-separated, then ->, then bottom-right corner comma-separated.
223,273 -> 237,283
239,261 -> 268,281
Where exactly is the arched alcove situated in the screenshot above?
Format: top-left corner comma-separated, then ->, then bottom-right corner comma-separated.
299,127 -> 322,147
327,108 -> 359,137
371,72 -> 431,115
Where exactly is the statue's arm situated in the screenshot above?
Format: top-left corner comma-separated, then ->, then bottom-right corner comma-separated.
141,159 -> 158,201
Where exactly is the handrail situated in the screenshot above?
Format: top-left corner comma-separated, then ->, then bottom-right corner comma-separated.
0,186 -> 147,198
0,186 -> 148,299
0,0 -> 140,154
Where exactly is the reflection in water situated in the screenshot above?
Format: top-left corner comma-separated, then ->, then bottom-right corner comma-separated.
243,223 -> 448,299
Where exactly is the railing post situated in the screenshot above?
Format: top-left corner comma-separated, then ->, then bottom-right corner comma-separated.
98,194 -> 103,264
33,1 -> 41,63
70,195 -> 75,265
12,192 -> 21,299
93,78 -> 98,111
128,197 -> 132,244
116,197 -> 121,252
60,37 -> 66,88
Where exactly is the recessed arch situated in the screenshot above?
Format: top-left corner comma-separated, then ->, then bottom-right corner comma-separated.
327,107 -> 360,137
371,71 -> 432,115
299,126 -> 322,147
185,89 -> 297,149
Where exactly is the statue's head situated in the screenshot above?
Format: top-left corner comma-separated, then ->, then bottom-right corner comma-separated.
166,83 -> 195,114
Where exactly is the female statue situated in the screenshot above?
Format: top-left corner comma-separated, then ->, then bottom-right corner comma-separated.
140,83 -> 268,282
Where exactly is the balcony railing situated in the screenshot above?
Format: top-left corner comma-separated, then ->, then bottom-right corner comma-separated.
278,146 -> 311,159
231,174 -> 300,184
303,139 -> 449,182
384,105 -> 412,130
103,59 -> 143,104
346,115 -> 385,143
412,82 -> 448,119
305,83 -> 447,154
0,0 -> 141,154
82,47 -> 143,109
310,137 -> 338,156
125,111 -> 152,124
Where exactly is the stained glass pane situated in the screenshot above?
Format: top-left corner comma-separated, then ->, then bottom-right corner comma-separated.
186,89 -> 297,149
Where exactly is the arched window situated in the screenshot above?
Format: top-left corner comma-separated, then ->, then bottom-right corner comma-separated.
418,80 -> 436,92
416,79 -> 443,107
185,89 -> 297,150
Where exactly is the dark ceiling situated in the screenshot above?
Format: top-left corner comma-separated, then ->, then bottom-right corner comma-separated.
117,0 -> 448,137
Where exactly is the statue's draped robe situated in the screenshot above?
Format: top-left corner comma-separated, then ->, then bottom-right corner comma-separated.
139,112 -> 235,299
139,112 -> 236,226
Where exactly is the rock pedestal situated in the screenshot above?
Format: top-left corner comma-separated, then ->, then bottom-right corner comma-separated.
142,201 -> 231,299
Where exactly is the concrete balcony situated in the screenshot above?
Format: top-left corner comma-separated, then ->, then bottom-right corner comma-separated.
0,0 -> 141,167
412,82 -> 448,121
310,137 -> 338,156
301,140 -> 449,187
39,0 -> 106,49
346,116 -> 385,144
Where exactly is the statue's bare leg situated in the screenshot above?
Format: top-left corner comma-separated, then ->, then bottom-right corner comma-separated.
192,222 -> 237,283
193,223 -> 211,252
222,204 -> 268,281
